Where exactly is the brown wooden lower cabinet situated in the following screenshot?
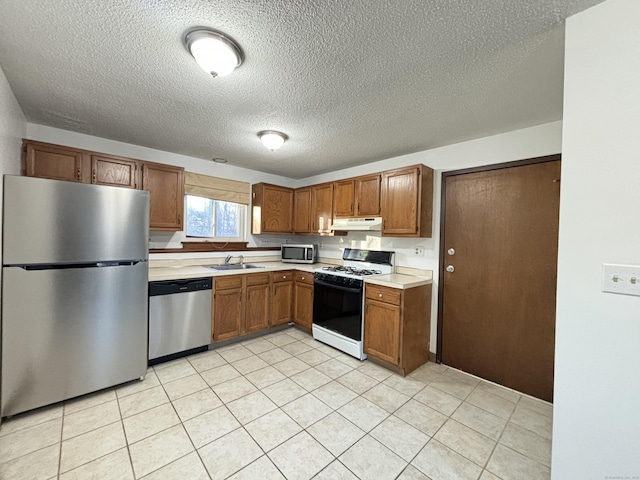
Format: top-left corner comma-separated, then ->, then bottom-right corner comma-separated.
212,273 -> 270,341
293,271 -> 314,329
364,283 -> 431,375
271,271 -> 294,326
212,276 -> 244,341
245,273 -> 270,333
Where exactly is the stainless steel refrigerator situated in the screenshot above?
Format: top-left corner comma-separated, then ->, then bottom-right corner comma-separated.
1,175 -> 149,418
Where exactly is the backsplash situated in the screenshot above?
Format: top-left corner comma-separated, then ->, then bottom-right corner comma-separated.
291,232 -> 438,270
150,230 -> 438,271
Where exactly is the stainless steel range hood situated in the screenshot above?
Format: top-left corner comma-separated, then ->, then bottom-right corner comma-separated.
329,217 -> 383,231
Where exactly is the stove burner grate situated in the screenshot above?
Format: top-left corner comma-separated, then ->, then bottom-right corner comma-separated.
321,266 -> 383,276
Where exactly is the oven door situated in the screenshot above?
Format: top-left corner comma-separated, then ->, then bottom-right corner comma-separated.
312,278 -> 363,341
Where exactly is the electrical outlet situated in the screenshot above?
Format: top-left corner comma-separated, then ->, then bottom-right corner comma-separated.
414,246 -> 425,256
319,242 -> 323,248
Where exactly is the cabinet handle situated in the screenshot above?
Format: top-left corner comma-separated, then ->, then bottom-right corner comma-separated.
178,214 -> 182,223
92,170 -> 96,182
76,167 -> 81,181
378,293 -> 383,298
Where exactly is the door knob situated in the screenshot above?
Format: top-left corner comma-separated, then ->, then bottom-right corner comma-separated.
447,248 -> 455,255
446,265 -> 455,273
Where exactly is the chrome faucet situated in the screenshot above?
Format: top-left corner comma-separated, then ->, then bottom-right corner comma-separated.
224,254 -> 244,265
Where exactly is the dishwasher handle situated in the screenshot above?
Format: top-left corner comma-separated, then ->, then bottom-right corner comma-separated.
149,277 -> 212,296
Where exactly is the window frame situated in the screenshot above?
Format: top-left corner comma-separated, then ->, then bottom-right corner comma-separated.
184,195 -> 247,242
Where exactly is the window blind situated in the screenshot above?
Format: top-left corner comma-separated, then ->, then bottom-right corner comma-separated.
184,171 -> 250,205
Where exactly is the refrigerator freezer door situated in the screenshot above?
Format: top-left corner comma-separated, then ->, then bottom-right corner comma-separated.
1,262 -> 148,417
3,176 -> 149,265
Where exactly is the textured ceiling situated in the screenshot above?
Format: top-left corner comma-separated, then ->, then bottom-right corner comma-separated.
0,0 -> 603,178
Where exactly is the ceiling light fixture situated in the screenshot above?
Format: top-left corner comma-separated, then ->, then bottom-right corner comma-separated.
184,28 -> 243,77
258,130 -> 288,150
211,158 -> 228,163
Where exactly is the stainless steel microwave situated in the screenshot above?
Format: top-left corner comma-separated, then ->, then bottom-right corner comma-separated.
281,244 -> 318,264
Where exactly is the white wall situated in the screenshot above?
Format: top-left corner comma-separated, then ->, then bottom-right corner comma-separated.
552,0 -> 640,477
299,121 -> 562,352
26,124 -> 296,251
0,66 -> 27,289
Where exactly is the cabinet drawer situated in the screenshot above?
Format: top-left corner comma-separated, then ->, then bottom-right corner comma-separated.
294,271 -> 314,285
246,272 -> 270,286
365,284 -> 401,305
272,271 -> 294,283
215,276 -> 243,290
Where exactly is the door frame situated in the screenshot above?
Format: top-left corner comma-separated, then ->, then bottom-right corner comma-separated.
435,153 -> 561,363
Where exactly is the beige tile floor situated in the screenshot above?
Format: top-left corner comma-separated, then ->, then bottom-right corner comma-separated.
0,327 -> 553,480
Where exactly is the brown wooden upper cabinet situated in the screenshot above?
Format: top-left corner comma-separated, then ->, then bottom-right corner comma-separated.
141,162 -> 185,231
22,140 -> 85,183
333,174 -> 381,219
91,154 -> 137,189
311,182 -> 333,234
293,187 -> 312,234
355,173 -> 381,217
380,164 -> 434,237
22,140 -> 185,232
333,179 -> 355,217
251,183 -> 294,234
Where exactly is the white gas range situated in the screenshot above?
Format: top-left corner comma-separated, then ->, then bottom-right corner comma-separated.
311,248 -> 395,360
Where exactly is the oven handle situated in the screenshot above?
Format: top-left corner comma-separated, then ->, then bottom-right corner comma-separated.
314,279 -> 363,294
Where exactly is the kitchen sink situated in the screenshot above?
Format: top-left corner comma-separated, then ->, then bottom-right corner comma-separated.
206,264 -> 264,271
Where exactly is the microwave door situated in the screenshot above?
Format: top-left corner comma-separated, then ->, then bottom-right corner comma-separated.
283,246 -> 305,261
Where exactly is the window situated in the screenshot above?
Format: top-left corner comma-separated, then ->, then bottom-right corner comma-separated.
185,195 -> 246,240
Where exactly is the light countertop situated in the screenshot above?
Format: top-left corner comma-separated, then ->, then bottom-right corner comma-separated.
148,261 -> 432,289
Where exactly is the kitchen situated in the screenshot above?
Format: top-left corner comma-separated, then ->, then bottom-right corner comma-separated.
1,1 -> 639,479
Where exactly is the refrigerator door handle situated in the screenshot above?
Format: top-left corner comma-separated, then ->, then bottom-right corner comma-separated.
16,261 -> 146,271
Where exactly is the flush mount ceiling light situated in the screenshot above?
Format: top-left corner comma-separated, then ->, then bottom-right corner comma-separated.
258,130 -> 288,150
211,157 -> 228,163
184,28 -> 243,77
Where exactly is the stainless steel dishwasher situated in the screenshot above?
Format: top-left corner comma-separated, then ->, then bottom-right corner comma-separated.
148,277 -> 212,363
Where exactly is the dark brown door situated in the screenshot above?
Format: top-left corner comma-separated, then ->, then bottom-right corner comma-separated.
439,158 -> 560,402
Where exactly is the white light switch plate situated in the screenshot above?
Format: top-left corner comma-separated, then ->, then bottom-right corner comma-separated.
602,264 -> 640,296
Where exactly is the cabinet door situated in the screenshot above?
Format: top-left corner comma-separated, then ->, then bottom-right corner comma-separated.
364,299 -> 401,365
293,282 -> 313,329
293,187 -> 312,233
263,185 -> 294,233
355,174 -> 381,217
381,166 -> 420,235
213,286 -> 243,341
333,179 -> 355,218
311,183 -> 334,233
245,283 -> 270,334
272,281 -> 294,326
23,141 -> 84,183
91,155 -> 137,188
142,163 -> 184,231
